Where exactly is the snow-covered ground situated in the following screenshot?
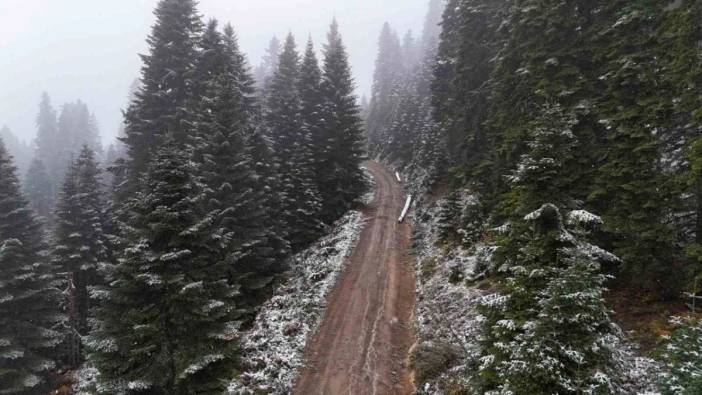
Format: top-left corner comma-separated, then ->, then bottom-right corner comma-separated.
410,192 -> 662,394
228,207 -> 365,394
410,193 -> 484,394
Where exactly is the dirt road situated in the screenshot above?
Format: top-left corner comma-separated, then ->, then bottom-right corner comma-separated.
294,162 -> 416,395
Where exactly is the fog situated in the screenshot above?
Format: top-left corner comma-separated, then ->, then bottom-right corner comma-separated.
0,0 -> 430,145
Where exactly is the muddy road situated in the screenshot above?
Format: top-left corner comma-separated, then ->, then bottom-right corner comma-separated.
294,161 -> 417,395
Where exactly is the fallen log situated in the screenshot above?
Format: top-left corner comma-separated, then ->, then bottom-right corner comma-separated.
398,195 -> 412,223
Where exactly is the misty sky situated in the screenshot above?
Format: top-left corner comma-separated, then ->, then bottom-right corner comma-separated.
0,0 -> 432,145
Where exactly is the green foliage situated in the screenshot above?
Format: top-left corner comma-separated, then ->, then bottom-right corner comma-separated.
317,19 -> 368,223
120,0 -> 203,193
52,146 -> 109,365
24,158 -> 54,221
474,204 -> 621,394
659,316 -> 702,395
0,139 -> 64,395
87,144 -> 240,394
265,34 -> 323,250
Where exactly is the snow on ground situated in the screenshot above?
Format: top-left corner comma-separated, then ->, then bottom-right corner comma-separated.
410,193 -> 485,394
228,208 -> 365,394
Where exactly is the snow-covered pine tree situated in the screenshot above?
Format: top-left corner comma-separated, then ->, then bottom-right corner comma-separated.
0,126 -> 31,178
0,138 -> 64,395
222,24 -> 258,123
34,92 -> 59,175
385,88 -> 422,164
659,316 -> 702,394
266,33 -> 323,250
227,25 -> 290,278
254,36 -> 281,100
299,38 -> 328,201
52,146 -> 108,364
475,204 -> 622,394
473,103 -> 621,393
190,19 -> 228,125
243,129 -> 291,277
86,143 -> 239,394
120,0 -> 203,195
192,20 -> 286,313
24,158 -> 54,221
318,19 -> 367,223
437,190 -> 461,244
366,22 -> 403,156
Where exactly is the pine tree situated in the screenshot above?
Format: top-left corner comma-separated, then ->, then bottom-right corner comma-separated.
0,126 -> 31,177
243,129 -> 290,277
0,138 -> 64,395
437,190 -> 460,244
24,158 -> 54,221
385,89 -> 422,164
52,146 -> 108,364
660,316 -> 702,394
55,101 -> 104,185
192,19 -> 227,99
222,24 -> 258,123
366,23 -> 403,154
193,21 -> 286,311
254,36 -> 281,99
120,0 -> 203,192
318,19 -> 367,223
473,102 -> 621,393
475,204 -> 621,394
587,1 -> 677,296
266,33 -> 323,249
87,144 -> 239,394
34,92 -> 58,174
299,38 -> 327,188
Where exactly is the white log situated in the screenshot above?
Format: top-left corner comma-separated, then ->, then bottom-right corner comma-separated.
395,172 -> 402,183
398,195 -> 412,223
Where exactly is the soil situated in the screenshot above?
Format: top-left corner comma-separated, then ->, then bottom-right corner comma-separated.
293,161 -> 417,395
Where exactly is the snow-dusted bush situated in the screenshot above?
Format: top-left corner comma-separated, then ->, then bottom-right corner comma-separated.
659,316 -> 702,394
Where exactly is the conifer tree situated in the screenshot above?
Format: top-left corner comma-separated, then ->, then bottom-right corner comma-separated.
367,23 -> 403,154
588,1 -> 677,296
385,90 -> 422,163
659,316 -> 702,394
318,19 -> 367,223
54,101 -> 104,186
34,92 -> 58,173
0,126 -> 31,177
299,38 -> 327,188
87,144 -> 239,394
191,19 -> 228,115
437,190 -> 461,244
254,36 -> 281,99
222,24 -> 258,122
243,129 -> 290,276
0,138 -> 63,395
120,0 -> 203,192
24,158 -> 54,221
473,103 -> 621,393
52,146 -> 108,360
266,34 -> 322,249
193,21 -> 286,310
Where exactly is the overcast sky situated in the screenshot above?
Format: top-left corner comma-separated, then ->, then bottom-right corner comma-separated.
0,0 -> 432,145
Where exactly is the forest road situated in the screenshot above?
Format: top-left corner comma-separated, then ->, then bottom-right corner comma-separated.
293,161 -> 417,395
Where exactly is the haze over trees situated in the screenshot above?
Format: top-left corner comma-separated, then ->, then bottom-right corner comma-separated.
2,0 -> 702,393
